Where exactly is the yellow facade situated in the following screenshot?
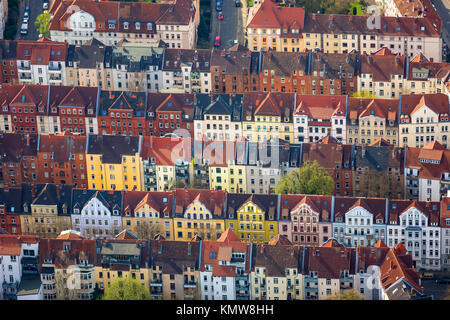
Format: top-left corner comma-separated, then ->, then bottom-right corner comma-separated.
231,201 -> 278,243
208,166 -> 229,191
243,116 -> 293,143
86,154 -> 142,191
94,266 -> 152,292
22,205 -> 71,238
251,267 -> 303,300
173,199 -> 225,241
122,203 -> 174,240
156,165 -> 176,191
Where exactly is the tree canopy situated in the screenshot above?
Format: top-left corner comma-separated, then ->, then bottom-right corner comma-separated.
35,12 -> 51,38
275,161 -> 335,195
326,290 -> 365,300
103,277 -> 152,300
352,90 -> 377,99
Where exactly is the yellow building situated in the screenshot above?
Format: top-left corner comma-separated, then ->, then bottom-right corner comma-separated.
226,194 -> 279,243
122,191 -> 175,240
86,135 -> 143,191
172,189 -> 227,241
94,235 -> 152,292
243,93 -> 294,143
251,244 -> 303,300
22,184 -> 72,238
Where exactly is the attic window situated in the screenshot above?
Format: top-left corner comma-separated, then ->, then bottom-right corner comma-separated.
209,252 -> 216,259
147,23 -> 152,30
135,22 -> 140,30
124,22 -> 129,29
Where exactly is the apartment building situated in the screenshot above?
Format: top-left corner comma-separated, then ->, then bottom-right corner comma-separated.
161,49 -> 211,94
149,239 -> 201,300
347,97 -> 399,146
294,95 -> 347,143
405,141 -> 450,201
210,45 -> 260,94
86,134 -> 143,191
0,234 -> 39,300
122,191 -> 174,240
65,39 -> 113,90
251,244 -> 303,300
16,39 -> 67,86
406,53 -> 450,95
71,189 -> 123,238
200,229 -> 252,300
440,191 -> 450,270
0,41 -> 18,84
49,0 -> 197,49
358,47 -> 407,99
0,186 -> 32,235
39,232 -> 96,300
399,93 -> 450,148
37,133 -> 88,188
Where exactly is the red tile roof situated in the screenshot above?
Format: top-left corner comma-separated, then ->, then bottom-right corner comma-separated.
247,0 -> 305,31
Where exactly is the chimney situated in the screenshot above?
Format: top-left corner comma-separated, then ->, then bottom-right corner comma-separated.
26,134 -> 30,147
3,186 -> 8,192
188,242 -> 192,256
312,14 -> 316,20
31,184 -> 35,197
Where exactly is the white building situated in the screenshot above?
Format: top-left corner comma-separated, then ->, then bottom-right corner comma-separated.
71,190 -> 123,238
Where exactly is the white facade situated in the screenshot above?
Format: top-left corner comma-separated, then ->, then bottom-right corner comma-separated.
194,117 -> 242,141
72,196 -> 122,238
293,113 -> 346,143
37,115 -> 61,134
200,268 -> 236,300
17,59 -> 66,86
345,206 -> 374,247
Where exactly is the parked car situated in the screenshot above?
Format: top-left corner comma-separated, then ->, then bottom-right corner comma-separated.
235,0 -> 241,7
25,6 -> 30,12
20,23 -> 28,35
218,11 -> 223,20
23,17 -> 29,23
214,36 -> 221,47
435,278 -> 450,284
43,1 -> 49,10
216,3 -> 222,11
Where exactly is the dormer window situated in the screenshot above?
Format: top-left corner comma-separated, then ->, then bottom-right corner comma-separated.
113,210 -> 119,215
147,23 -> 152,30
124,22 -> 129,30
135,22 -> 140,30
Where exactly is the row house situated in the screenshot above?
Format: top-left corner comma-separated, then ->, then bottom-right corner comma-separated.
37,133 -> 88,188
39,232 -> 96,300
399,93 -> 450,148
147,93 -> 195,138
0,234 -> 39,300
0,41 -> 18,84
251,243 -> 303,300
406,53 -> 450,95
301,10 -> 442,61
405,141 -> 450,201
94,234 -> 151,293
374,0 -> 442,27
140,136 -> 191,191
71,189 -> 123,238
112,42 -> 164,92
149,239 -> 201,300
161,49 -> 211,94
194,94 -> 244,141
122,191 -> 174,240
347,97 -> 399,146
300,140 -> 353,196
200,229 -> 252,300
278,194 -> 333,246
352,140 -> 405,199
16,39 -> 67,86
0,133 -> 39,187
242,92 -> 294,143
49,0 -> 197,49
98,91 -> 147,136
440,191 -> 450,271
294,95 -> 347,143
86,134 -> 143,191
386,199 -> 441,270
248,0 -> 442,62
21,184 -> 73,238
358,47 -> 407,99
210,44 -> 260,93
66,39 -> 113,90
246,0 -> 306,53
172,188 -> 227,241
0,185 -> 33,235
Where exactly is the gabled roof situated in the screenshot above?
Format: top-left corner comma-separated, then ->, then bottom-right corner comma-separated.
268,234 -> 292,246
115,229 -> 138,240
247,0 -> 305,30
57,230 -> 84,240
369,138 -> 392,147
217,228 -> 241,244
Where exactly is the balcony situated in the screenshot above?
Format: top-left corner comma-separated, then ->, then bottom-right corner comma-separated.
236,292 -> 249,300
48,65 -> 62,71
231,257 -> 246,263
19,74 -> 32,80
2,281 -> 18,290
183,282 -> 197,289
150,280 -> 163,287
18,65 -> 31,71
49,76 -> 62,82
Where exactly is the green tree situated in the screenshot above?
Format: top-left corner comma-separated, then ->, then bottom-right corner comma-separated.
275,161 -> 334,195
352,90 -> 376,99
326,290 -> 365,300
103,278 -> 152,300
35,12 -> 51,38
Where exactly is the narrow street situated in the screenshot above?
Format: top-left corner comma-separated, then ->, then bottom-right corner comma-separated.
210,0 -> 245,49
15,0 -> 44,41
